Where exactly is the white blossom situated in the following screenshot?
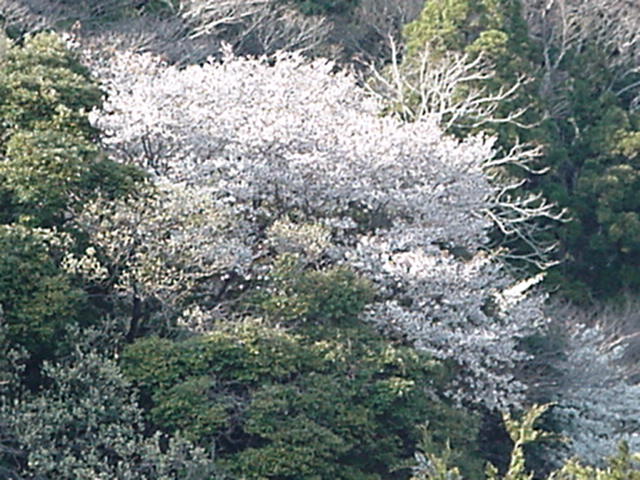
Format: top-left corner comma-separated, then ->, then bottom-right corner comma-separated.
89,49 -> 549,407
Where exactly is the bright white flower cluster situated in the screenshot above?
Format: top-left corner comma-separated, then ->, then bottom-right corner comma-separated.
94,50 -> 493,246
90,49 -> 547,407
359,245 -> 546,408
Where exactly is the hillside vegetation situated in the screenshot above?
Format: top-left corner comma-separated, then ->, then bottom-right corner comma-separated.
1,1 -> 639,478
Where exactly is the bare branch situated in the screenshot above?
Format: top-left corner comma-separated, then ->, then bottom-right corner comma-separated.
366,37 -> 536,131
366,40 -> 566,269
179,0 -> 331,56
524,0 -> 640,116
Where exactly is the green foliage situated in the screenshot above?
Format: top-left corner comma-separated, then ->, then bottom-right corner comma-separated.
547,98 -> 640,298
403,0 -> 532,61
124,321 -> 481,479
0,347 -> 220,479
407,426 -> 466,480
399,0 -> 640,299
2,127 -> 98,223
400,0 -> 541,142
290,0 -> 359,15
498,404 -> 554,480
0,32 -> 102,135
123,266 -> 483,479
254,254 -> 375,325
0,31 -> 144,227
0,224 -> 85,359
409,404 -> 547,479
0,31 -> 143,371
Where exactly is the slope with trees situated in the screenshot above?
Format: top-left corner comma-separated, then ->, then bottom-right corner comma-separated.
1,0 -> 640,478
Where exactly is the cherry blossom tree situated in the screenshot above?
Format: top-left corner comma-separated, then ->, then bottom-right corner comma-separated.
86,47 -> 549,408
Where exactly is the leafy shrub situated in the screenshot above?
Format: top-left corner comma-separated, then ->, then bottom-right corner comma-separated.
0,347 -> 220,479
124,319 -> 483,479
0,224 -> 85,360
0,32 -> 102,135
0,31 -> 143,227
123,267 -> 483,479
254,254 -> 375,325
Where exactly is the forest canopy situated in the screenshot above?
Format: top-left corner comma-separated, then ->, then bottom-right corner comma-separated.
1,1 -> 639,479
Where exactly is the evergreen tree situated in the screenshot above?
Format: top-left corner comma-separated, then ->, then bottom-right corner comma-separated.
399,0 -> 640,300
0,31 -> 142,370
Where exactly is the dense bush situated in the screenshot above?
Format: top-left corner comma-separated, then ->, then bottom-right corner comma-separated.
0,32 -> 102,133
0,225 -> 84,360
122,265 -> 484,479
0,346 -> 220,479
253,254 -> 376,325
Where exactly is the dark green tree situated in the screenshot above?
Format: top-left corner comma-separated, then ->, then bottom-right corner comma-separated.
0,344 -> 220,479
398,0 -> 640,300
540,46 -> 640,299
0,224 -> 85,361
401,0 -> 540,132
122,262 -> 484,479
0,31 -> 142,370
0,31 -> 142,227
